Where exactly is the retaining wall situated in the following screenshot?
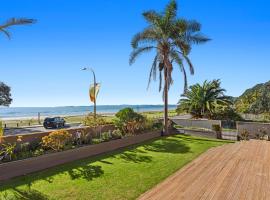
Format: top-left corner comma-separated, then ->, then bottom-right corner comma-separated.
0,130 -> 161,182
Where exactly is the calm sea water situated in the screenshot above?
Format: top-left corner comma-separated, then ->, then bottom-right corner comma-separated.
0,105 -> 176,119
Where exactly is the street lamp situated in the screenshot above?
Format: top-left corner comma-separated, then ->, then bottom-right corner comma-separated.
81,67 -> 99,118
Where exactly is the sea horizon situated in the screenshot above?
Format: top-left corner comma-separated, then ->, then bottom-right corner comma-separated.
0,104 -> 177,120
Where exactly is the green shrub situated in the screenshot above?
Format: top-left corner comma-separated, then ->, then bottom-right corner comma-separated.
92,138 -> 103,144
111,129 -> 123,139
101,132 -> 111,142
114,108 -> 145,134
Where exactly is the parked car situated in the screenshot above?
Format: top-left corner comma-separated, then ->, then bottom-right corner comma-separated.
43,117 -> 65,129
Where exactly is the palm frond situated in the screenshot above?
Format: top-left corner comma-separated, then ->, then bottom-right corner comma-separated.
129,46 -> 154,65
147,54 -> 159,89
131,28 -> 158,49
0,18 -> 36,29
142,11 -> 162,25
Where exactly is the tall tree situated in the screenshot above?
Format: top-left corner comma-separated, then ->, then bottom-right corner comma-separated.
0,18 -> 36,39
0,82 -> 12,106
177,79 -> 232,118
129,0 -> 210,135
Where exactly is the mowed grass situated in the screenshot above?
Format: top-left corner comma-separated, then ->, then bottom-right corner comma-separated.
0,135 -> 232,200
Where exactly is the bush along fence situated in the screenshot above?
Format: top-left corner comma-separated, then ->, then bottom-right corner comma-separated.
237,121 -> 270,140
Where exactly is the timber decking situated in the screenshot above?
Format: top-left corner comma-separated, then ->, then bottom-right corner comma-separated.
139,140 -> 270,200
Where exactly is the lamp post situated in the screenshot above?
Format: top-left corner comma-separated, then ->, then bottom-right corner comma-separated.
81,67 -> 98,119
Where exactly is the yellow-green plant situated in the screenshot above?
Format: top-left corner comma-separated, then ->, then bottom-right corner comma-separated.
240,129 -> 249,141
0,120 -> 3,137
42,130 -> 72,151
0,143 -> 16,161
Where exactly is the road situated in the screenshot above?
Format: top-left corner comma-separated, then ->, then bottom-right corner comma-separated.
4,123 -> 83,136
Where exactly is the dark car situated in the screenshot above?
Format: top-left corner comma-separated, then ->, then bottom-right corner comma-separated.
43,117 -> 65,129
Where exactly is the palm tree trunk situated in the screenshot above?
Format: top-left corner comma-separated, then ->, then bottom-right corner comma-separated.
163,67 -> 169,136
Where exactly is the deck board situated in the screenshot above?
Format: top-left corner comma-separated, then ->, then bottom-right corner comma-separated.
139,140 -> 270,200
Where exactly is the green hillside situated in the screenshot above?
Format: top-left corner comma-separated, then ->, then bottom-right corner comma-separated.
235,81 -> 270,114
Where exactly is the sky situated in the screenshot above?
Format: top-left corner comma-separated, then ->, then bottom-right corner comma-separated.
1,0 -> 270,107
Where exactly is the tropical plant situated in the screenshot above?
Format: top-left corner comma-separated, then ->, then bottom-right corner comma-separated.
0,18 -> 35,39
114,108 -> 145,134
42,130 -> 72,151
129,0 -> 210,135
0,143 -> 16,161
177,79 -> 232,118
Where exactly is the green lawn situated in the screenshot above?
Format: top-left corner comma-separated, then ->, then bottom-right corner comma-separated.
0,135 -> 232,200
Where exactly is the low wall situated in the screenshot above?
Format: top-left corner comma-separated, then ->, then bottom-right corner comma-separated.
0,130 -> 161,182
0,125 -> 115,144
237,121 -> 270,138
172,118 -> 221,130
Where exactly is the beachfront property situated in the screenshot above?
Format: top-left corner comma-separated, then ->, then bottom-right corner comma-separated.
1,0 -> 270,199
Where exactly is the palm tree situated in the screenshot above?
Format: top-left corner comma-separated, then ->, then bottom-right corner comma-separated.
178,79 -> 232,118
129,0 -> 210,135
0,18 -> 36,39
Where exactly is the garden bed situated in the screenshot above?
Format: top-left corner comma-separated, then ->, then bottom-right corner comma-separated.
0,130 -> 161,182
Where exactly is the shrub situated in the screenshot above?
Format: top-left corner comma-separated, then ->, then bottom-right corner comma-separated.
42,130 -> 72,151
114,108 -> 145,134
240,129 -> 249,141
80,130 -> 93,145
212,124 -> 222,139
111,129 -> 123,139
0,143 -> 16,161
101,132 -> 111,142
92,138 -> 103,144
258,127 -> 269,140
83,114 -> 107,128
0,120 -> 3,137
212,124 -> 222,132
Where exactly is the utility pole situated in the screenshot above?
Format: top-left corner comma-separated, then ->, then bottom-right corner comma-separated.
81,67 -> 98,119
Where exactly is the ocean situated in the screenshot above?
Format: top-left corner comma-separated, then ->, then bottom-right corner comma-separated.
0,105 -> 177,120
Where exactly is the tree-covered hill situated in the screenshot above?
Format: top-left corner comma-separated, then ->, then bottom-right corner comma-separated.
235,81 -> 270,114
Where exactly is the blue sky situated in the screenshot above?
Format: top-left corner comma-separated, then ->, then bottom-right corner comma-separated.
1,0 -> 270,107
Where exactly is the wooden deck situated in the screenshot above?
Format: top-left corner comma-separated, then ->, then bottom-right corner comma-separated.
139,140 -> 270,200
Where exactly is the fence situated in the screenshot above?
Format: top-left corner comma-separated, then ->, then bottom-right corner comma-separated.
171,118 -> 221,130
237,121 -> 270,139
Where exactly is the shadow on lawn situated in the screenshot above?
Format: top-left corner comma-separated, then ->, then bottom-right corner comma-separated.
118,152 -> 152,163
0,134 -> 194,192
1,187 -> 49,200
68,165 -> 104,181
143,137 -> 190,154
